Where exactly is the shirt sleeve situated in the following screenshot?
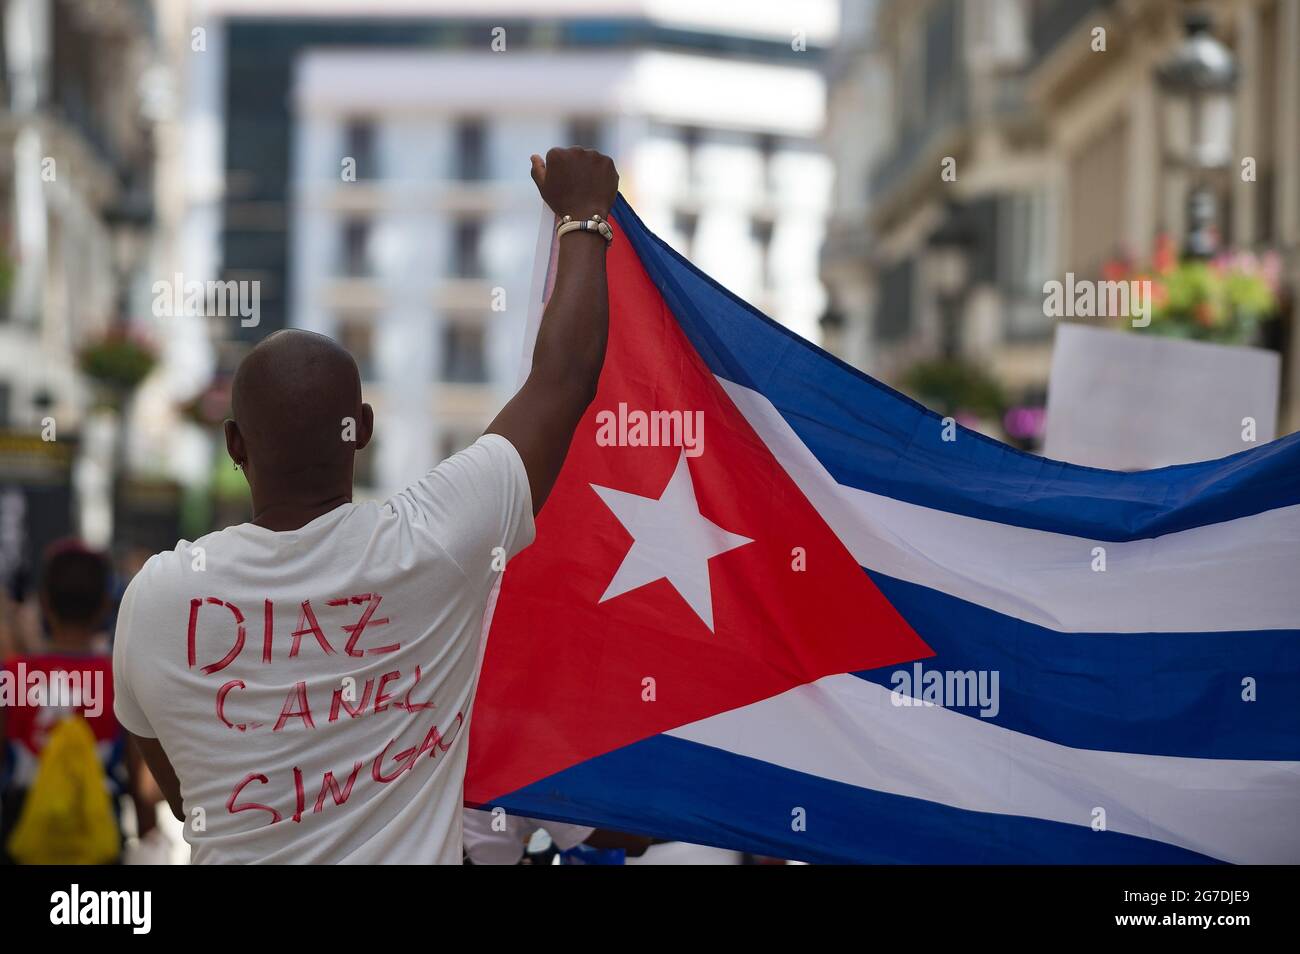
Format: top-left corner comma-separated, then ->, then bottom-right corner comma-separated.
387,434 -> 536,582
462,808 -> 528,865
540,820 -> 596,852
112,572 -> 157,739
462,809 -> 595,863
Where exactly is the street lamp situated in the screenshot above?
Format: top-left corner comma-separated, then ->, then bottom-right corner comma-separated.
1156,10 -> 1238,259
926,201 -> 976,358
818,304 -> 847,355
103,180 -> 154,329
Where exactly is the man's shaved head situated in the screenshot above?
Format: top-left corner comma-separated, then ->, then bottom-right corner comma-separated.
227,330 -> 372,503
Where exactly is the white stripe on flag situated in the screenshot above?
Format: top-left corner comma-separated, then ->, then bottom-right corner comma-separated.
719,377 -> 1300,634
667,673 -> 1300,864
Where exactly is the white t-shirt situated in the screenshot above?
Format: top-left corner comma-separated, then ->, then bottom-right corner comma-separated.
113,435 -> 534,864
462,808 -> 594,865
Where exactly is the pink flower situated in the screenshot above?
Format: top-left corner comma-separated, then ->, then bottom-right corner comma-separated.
1101,259 -> 1129,282
1149,280 -> 1168,310
1260,251 -> 1283,293
1153,234 -> 1177,274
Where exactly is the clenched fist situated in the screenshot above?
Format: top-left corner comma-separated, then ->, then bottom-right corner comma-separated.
530,146 -> 619,220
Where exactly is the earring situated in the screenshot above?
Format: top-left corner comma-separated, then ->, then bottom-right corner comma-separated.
233,461 -> 241,471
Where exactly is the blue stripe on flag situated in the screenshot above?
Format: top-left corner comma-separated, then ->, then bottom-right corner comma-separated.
611,195 -> 1300,541
855,570 -> 1300,760
493,732 -> 1222,864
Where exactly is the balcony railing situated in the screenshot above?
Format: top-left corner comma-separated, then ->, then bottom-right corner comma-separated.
868,88 -> 968,201
1029,0 -> 1111,67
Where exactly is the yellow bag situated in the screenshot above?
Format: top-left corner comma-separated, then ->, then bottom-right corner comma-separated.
7,715 -> 120,865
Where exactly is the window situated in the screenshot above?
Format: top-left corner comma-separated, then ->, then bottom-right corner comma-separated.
875,258 -> 915,344
923,0 -> 959,118
441,322 -> 488,383
566,118 -> 603,151
336,316 -> 375,379
1067,118 -> 1128,279
680,125 -> 702,183
965,0 -> 1029,69
455,119 -> 486,181
896,18 -> 924,135
341,220 -> 371,277
451,220 -> 483,278
751,217 -> 775,288
343,119 -> 376,179
756,132 -> 778,191
1001,189 -> 1057,340
674,211 -> 698,259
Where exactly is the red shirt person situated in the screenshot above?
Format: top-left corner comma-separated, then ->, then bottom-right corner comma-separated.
0,543 -> 125,862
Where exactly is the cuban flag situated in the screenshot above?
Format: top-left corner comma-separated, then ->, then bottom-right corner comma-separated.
465,196 -> 1300,864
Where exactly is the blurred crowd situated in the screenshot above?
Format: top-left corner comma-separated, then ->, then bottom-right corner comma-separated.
0,540 -> 174,864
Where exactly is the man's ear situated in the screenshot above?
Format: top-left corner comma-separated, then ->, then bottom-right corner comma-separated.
356,403 -> 374,452
224,419 -> 246,468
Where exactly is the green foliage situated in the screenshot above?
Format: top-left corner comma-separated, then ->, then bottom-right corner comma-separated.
899,359 -> 1007,420
79,330 -> 157,392
0,248 -> 14,303
1104,237 -> 1280,345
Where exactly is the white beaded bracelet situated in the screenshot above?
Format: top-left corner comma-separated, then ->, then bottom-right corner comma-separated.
556,213 -> 614,244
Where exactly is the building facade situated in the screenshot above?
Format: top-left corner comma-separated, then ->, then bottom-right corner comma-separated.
0,0 -> 156,435
821,0 -> 1300,439
0,0 -> 166,557
193,1 -> 836,496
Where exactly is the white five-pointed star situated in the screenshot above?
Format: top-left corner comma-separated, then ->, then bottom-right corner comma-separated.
591,451 -> 753,632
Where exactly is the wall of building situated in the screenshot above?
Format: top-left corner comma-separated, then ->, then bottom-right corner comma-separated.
283,30 -> 832,495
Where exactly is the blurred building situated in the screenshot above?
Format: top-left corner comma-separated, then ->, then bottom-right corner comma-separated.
0,0 -> 155,434
821,0 -> 1300,435
821,0 -> 1056,435
188,0 -> 836,497
0,0 -> 167,562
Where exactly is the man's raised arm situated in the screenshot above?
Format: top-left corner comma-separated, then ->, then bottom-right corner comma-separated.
486,147 -> 619,515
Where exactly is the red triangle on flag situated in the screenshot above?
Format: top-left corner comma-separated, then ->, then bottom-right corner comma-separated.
466,219 -> 933,804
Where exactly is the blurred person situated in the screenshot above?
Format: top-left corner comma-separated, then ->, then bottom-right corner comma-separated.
113,147 -> 618,863
0,562 -> 44,659
0,542 -> 130,863
0,586 -> 16,661
463,808 -> 594,865
111,548 -> 173,862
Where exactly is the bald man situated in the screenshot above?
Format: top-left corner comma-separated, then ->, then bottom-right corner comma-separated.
112,147 -> 618,863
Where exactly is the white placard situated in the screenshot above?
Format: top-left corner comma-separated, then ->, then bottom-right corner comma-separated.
1043,324 -> 1279,470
